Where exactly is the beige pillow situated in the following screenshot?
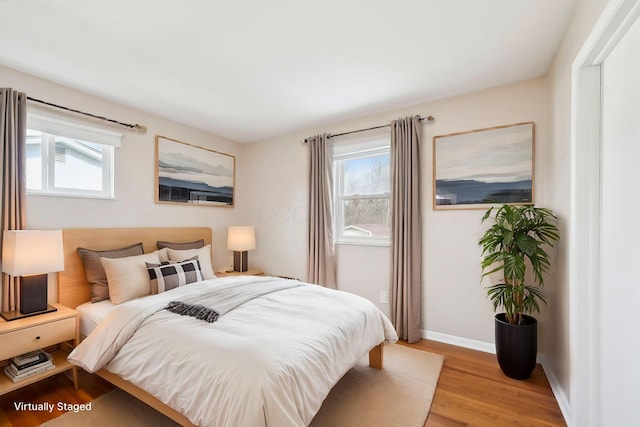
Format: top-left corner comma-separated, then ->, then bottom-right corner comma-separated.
167,245 -> 215,280
156,247 -> 169,263
100,252 -> 161,304
77,243 -> 144,302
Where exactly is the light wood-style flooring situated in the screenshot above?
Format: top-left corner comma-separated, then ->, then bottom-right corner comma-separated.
406,340 -> 566,426
0,339 -> 566,427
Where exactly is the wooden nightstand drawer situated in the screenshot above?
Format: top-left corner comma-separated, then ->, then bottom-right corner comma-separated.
0,304 -> 79,395
0,317 -> 75,360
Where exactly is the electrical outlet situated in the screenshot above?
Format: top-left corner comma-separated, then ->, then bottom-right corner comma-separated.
380,291 -> 389,304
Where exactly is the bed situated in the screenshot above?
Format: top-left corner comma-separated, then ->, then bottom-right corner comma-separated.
59,227 -> 398,427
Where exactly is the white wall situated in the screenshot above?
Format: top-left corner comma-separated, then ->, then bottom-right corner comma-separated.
1,65 -> 246,294
600,12 -> 640,425
335,244 -> 391,317
243,77 -> 551,346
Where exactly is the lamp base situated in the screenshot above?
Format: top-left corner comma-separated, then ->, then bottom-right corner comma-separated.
20,274 -> 49,314
0,304 -> 57,321
233,251 -> 248,272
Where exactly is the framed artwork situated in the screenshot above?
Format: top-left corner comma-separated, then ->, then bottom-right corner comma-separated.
155,135 -> 235,207
433,122 -> 534,210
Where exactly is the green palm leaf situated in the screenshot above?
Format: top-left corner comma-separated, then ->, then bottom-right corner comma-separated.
479,204 -> 560,325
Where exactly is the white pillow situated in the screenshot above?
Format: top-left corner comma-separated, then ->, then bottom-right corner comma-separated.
100,252 -> 161,304
155,247 -> 169,263
167,245 -> 215,280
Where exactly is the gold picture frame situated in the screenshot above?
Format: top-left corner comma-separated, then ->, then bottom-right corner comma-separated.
433,122 -> 534,210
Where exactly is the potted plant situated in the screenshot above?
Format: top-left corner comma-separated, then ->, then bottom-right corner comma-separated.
479,204 -> 560,379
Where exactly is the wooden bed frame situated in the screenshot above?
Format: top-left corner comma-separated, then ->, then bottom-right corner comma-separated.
57,227 -> 384,427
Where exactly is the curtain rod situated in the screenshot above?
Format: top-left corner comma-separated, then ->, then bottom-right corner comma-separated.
304,115 -> 433,143
26,96 -> 147,133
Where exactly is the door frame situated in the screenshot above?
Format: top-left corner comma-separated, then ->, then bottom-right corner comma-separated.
570,1 -> 640,425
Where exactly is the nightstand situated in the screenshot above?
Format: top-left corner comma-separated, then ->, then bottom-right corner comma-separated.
216,269 -> 265,277
0,303 -> 79,395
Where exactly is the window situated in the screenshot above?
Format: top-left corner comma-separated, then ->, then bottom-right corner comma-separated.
26,113 -> 121,198
333,134 -> 391,245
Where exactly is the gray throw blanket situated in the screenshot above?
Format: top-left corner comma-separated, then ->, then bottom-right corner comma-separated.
166,301 -> 219,322
163,278 -> 303,324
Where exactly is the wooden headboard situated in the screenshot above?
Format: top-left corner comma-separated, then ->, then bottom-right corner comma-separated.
58,227 -> 213,309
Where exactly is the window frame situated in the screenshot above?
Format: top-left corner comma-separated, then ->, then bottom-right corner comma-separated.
333,145 -> 391,246
26,113 -> 118,199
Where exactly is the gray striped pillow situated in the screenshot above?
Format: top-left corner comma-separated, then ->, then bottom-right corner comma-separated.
147,258 -> 203,294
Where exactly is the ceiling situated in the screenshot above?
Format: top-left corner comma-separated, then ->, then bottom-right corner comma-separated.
0,0 -> 578,143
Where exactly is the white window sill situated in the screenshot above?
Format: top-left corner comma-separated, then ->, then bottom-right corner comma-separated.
335,240 -> 391,248
27,191 -> 115,201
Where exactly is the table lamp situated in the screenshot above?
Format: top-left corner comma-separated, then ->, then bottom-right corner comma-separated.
227,226 -> 256,272
1,230 -> 64,320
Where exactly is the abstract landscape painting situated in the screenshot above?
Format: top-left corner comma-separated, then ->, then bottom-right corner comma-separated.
433,122 -> 534,210
156,136 -> 235,207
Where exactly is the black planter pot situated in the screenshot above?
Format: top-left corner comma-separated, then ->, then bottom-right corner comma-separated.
494,313 -> 537,380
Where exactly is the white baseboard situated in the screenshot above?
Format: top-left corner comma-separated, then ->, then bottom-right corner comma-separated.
538,355 -> 572,426
423,329 -> 571,427
422,330 -> 496,354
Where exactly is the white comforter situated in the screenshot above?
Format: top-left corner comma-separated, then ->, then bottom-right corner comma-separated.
69,276 -> 398,427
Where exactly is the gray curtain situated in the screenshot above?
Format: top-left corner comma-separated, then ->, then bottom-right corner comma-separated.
307,133 -> 336,289
390,115 -> 422,343
0,88 -> 27,313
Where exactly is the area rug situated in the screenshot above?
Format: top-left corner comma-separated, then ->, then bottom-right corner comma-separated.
41,344 -> 443,427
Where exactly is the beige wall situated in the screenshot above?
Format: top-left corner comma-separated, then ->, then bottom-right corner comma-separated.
543,0 -> 610,411
243,76 -> 551,346
1,64 -> 245,279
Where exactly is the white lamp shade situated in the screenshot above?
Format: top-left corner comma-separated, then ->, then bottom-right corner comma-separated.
227,226 -> 256,251
2,230 -> 64,276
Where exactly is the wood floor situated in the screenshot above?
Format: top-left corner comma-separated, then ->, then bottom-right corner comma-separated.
0,339 -> 566,427
407,340 -> 566,427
